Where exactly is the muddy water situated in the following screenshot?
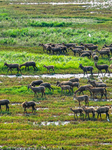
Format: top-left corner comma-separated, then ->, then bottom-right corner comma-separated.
0,73 -> 111,79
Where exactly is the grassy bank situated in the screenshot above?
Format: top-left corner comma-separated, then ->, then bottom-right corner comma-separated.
0,51 -> 111,75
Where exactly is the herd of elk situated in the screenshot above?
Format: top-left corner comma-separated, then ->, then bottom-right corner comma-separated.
2,43 -> 112,122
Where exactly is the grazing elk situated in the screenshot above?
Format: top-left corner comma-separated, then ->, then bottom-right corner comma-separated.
22,101 -> 36,113
28,85 -> 45,97
74,85 -> 92,95
92,52 -> 98,61
80,52 -> 91,59
40,82 -> 53,91
85,87 -> 107,100
70,107 -> 84,119
30,80 -> 43,87
56,81 -> 73,92
0,99 -> 10,111
79,64 -> 93,76
59,85 -> 72,94
20,61 -> 38,71
73,94 -> 89,106
4,62 -> 21,74
95,62 -> 110,76
82,106 -> 95,119
43,65 -> 54,73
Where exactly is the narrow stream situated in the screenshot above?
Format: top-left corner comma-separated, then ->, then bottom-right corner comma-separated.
0,73 -> 111,79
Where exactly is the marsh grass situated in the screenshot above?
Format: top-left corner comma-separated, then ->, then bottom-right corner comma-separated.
0,51 -> 111,75
0,0 -> 112,149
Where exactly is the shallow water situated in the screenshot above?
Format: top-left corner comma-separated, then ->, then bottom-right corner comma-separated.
100,142 -> 112,145
36,107 -> 49,111
39,121 -> 70,126
10,1 -> 112,8
0,73 -> 111,79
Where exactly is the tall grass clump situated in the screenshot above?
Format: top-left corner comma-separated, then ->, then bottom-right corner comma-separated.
0,28 -> 111,46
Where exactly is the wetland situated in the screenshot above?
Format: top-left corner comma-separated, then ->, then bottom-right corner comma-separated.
0,0 -> 112,149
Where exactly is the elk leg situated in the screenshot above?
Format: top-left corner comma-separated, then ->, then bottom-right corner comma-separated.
101,93 -> 103,99
93,112 -> 95,118
106,112 -> 109,119
88,113 -> 90,120
6,104 -> 9,111
24,108 -> 27,113
100,113 -> 102,119
97,113 -> 99,119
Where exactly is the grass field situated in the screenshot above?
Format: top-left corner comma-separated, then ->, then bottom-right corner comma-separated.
0,0 -> 112,149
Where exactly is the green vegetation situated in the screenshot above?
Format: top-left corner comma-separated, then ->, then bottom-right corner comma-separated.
0,0 -> 112,149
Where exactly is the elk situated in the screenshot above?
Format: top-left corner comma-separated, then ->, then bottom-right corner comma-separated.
59,85 -> 72,94
95,62 -> 110,76
87,79 -> 106,87
62,43 -> 76,48
95,106 -> 110,119
80,43 -> 94,50
70,108 -> 84,119
40,82 -> 53,91
80,52 -> 91,59
85,87 -> 107,100
86,45 -> 98,51
0,99 -> 10,111
49,46 -> 62,54
72,82 -> 80,88
96,49 -> 110,58
38,43 -> 51,53
56,81 -> 73,91
74,85 -> 92,95
20,61 -> 38,71
28,85 -> 45,97
22,101 -> 36,113
73,94 -> 89,106
69,47 -> 82,56
4,62 -> 21,74
79,64 -> 93,76
30,80 -> 43,87
43,65 -> 54,73
82,106 -> 95,119
69,78 -> 79,82
92,52 -> 98,61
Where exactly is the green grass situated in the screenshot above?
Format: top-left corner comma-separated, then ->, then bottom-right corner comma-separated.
0,0 -> 112,149
0,27 -> 111,47
0,50 -> 111,75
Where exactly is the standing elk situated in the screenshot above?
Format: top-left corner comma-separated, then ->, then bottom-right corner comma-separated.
0,99 -> 10,111
22,101 -> 36,113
